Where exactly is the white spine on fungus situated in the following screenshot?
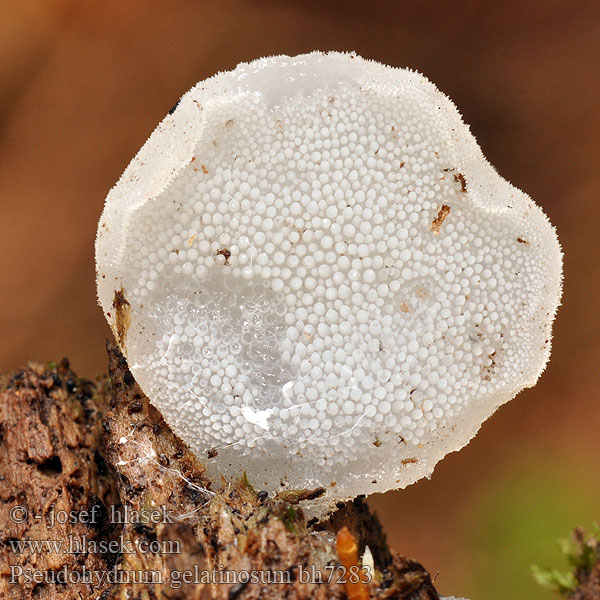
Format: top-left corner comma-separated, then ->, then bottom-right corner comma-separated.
96,52 -> 562,500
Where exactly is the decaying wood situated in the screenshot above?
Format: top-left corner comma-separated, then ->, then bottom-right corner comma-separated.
0,359 -> 120,599
0,345 -> 442,599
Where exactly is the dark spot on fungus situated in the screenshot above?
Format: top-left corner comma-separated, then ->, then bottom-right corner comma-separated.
216,248 -> 231,264
401,457 -> 418,465
454,172 -> 467,193
276,487 -> 326,504
430,205 -> 451,235
201,164 -> 209,174
517,237 -> 529,245
167,98 -> 180,115
207,448 -> 218,459
112,289 -> 131,347
482,350 -> 497,381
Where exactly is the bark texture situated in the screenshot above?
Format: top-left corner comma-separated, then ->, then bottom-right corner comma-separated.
0,359 -> 120,599
0,344 -> 444,599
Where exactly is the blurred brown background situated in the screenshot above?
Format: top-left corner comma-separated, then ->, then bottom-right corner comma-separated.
1,2 -> 599,598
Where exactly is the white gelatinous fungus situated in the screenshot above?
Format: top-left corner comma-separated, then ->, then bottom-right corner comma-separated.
96,52 -> 562,500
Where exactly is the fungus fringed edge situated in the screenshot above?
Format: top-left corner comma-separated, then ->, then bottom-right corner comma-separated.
96,51 -> 563,500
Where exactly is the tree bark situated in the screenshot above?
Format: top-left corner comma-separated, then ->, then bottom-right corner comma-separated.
0,343 -> 444,599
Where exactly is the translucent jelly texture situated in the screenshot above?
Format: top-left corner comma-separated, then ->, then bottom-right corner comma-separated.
96,52 -> 562,500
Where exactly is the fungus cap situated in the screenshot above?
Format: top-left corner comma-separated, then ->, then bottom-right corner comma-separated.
96,52 -> 562,501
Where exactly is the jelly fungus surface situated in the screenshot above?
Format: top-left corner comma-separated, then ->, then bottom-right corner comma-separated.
96,52 -> 562,500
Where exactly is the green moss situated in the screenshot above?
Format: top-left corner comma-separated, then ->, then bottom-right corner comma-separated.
239,471 -> 256,495
280,505 -> 299,534
531,564 -> 576,595
532,523 -> 599,596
